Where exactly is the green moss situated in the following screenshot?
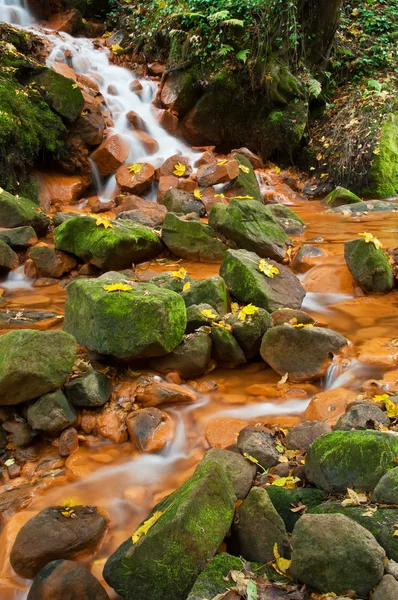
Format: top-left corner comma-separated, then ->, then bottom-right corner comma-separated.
226,154 -> 262,203
265,487 -> 327,532
187,553 -> 244,600
181,276 -> 229,316
161,213 -> 227,262
322,186 -> 362,207
0,190 -> 50,235
344,238 -> 394,293
225,308 -> 273,359
365,113 -> 398,198
30,68 -> 84,123
211,325 -> 246,368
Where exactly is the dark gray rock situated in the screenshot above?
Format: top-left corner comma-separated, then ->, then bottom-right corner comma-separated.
286,421 -> 331,450
334,401 -> 390,431
64,371 -> 111,407
237,426 -> 279,469
27,391 -> 77,433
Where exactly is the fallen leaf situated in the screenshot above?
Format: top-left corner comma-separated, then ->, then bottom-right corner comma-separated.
171,268 -> 187,280
358,231 -> 382,250
231,302 -> 240,314
201,308 -> 217,320
258,259 -> 279,278
385,398 -> 398,418
103,283 -> 133,293
272,542 -> 291,576
271,476 -> 300,489
217,159 -> 228,165
341,488 -> 367,508
194,189 -> 202,200
132,510 -> 163,544
243,452 -> 259,465
128,163 -> 143,175
239,164 -> 250,174
95,216 -> 113,229
173,162 -> 186,177
212,321 -> 232,332
231,195 -> 254,200
238,304 -> 259,321
278,373 -> 289,385
182,282 -> 191,292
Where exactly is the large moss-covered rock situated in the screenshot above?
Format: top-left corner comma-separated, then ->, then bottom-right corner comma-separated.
225,308 -> 273,359
151,271 -> 193,294
151,330 -> 212,378
0,226 -> 37,248
364,113 -> 398,198
310,502 -> 398,562
186,553 -> 244,600
322,186 -> 362,208
0,191 -> 50,235
103,461 -> 236,600
30,68 -> 84,123
264,204 -> 305,235
291,514 -> 385,596
63,272 -> 187,359
220,249 -> 305,312
226,154 -> 262,202
260,325 -> 347,382
344,238 -> 394,293
0,330 -> 76,405
162,213 -> 226,262
211,325 -> 246,368
200,448 -> 256,500
54,215 -> 162,270
265,486 -> 327,532
182,276 -> 229,316
186,303 -> 219,333
209,200 -> 289,262
305,430 -> 398,493
160,189 -> 204,216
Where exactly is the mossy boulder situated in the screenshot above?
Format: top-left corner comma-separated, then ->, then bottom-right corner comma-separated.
186,303 -> 219,333
209,200 -> 289,262
30,68 -> 84,123
305,430 -> 398,493
344,238 -> 394,293
211,325 -> 247,368
265,486 -> 327,532
0,226 -> 37,248
162,213 -> 226,262
226,154 -> 262,203
264,204 -> 305,235
181,276 -> 229,316
322,186 -> 362,208
0,329 -> 76,405
54,215 -> 162,271
225,308 -> 273,359
63,272 -> 187,359
372,467 -> 398,504
200,448 -> 256,500
186,553 -> 244,600
364,113 -> 398,198
0,240 -> 18,272
151,270 -> 193,294
0,191 -> 50,236
310,502 -> 398,562
161,189 -> 204,216
103,461 -> 236,600
151,329 -> 212,379
220,249 -> 305,312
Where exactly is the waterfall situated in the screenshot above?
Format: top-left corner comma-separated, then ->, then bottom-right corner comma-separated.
0,0 -> 33,26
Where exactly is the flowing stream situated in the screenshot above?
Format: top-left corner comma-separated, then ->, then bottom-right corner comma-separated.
1,3 -> 398,599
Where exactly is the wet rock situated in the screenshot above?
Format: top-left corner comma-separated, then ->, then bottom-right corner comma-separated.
237,425 -> 279,469
225,308 -> 273,360
64,272 -> 187,359
211,326 -> 246,368
264,204 -> 305,235
126,110 -> 146,130
186,553 -> 244,600
186,303 -> 219,333
0,330 -> 76,406
153,107 -> 179,136
135,382 -> 197,407
2,419 -> 34,447
322,186 -> 362,208
210,200 -> 289,263
27,391 -> 77,433
260,325 -> 347,382
305,430 -> 398,493
220,249 -> 305,312
54,215 -> 162,270
231,147 -> 263,169
52,212 -> 77,227
304,388 -> 358,425
151,270 -> 193,294
64,371 -> 111,407
156,154 -> 192,179
104,461 -> 235,600
29,243 -> 77,278
115,194 -> 167,220
134,130 -> 159,155
201,187 -> 229,214
90,134 -> 129,176
0,226 -> 37,249
182,275 -> 229,315
157,174 -> 180,202
200,448 -> 256,500
162,213 -> 227,262
34,171 -> 90,209
126,407 -> 174,452
47,8 -> 84,35
160,71 -> 198,117
373,575 -> 398,600
31,68 -> 84,123
0,426 -> 7,448
286,420 -> 331,450
290,514 -> 385,596
0,484 -> 34,521
197,160 -> 239,187
265,487 -> 327,532
0,190 -> 50,236
334,401 -> 390,431
160,188 -> 204,216
292,245 -> 324,273
118,208 -> 164,228
226,154 -> 262,203
97,407 -> 127,443
58,427 -> 79,457
372,467 -> 398,504
130,79 -> 143,94
0,240 -> 18,272
237,487 -> 290,563
270,307 -> 315,326
27,559 -> 110,600
344,238 -> 394,293
115,162 -> 155,195
11,505 -> 108,579
73,110 -> 105,147
386,559 -> 398,580
151,330 -> 212,379
329,199 -> 397,213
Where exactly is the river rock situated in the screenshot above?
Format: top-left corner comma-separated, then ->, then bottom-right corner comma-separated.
64,371 -> 111,407
29,243 -> 77,278
90,134 -> 129,176
0,226 -> 37,248
333,401 -> 390,430
220,249 -> 305,312
329,199 -> 397,213
115,163 -> 155,195
186,303 -> 219,333
265,487 -> 327,532
52,212 -> 76,227
27,391 -> 77,432
126,407 -> 174,452
162,213 -> 227,262
260,325 -> 347,382
31,68 -> 84,123
27,559 -> 110,600
160,71 -> 198,117
103,461 -> 235,600
200,448 -> 256,500
135,381 -> 197,407
64,273 -> 187,359
290,514 -> 385,596
210,200 -> 289,262
54,215 -> 162,270
292,245 -> 324,272
373,467 -> 398,504
197,160 -> 239,186
237,425 -> 279,469
231,147 -> 263,169
225,308 -> 273,359
116,208 -> 165,228
271,307 -> 315,326
322,186 -> 362,208
156,154 -> 193,179
305,430 -> 398,493
186,553 -> 244,600
151,270 -> 193,293
211,326 -> 246,368
11,506 -> 108,579
344,238 -> 394,293
264,204 -> 305,235
160,188 -> 204,215
0,330 -> 76,405
2,419 -> 34,447
237,487 -> 290,562
226,154 -> 262,202
286,421 -> 331,450
0,191 -> 50,236
0,240 -> 18,271
373,574 -> 398,600
182,275 -> 229,315
151,330 -> 212,378
58,427 -> 79,456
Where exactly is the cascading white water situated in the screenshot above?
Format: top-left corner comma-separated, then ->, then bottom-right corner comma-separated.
0,0 -> 33,26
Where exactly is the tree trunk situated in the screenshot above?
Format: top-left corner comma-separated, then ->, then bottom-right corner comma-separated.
300,0 -> 343,69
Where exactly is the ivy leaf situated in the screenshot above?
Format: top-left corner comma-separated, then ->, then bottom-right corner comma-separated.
173,162 -> 186,177
201,308 -> 217,320
193,189 -> 202,200
95,216 -> 113,229
132,510 -> 163,544
171,268 -> 187,279
272,476 -> 300,488
128,163 -> 143,175
238,304 -> 259,321
103,283 -> 133,293
272,543 -> 292,576
358,231 -> 382,250
239,164 -> 250,173
258,259 -> 279,278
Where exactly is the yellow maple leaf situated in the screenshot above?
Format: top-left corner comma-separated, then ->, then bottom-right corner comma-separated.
272,476 -> 300,489
272,543 -> 292,576
385,398 -> 398,418
212,320 -> 232,332
258,259 -> 279,278
103,283 -> 133,293
61,509 -> 75,518
201,308 -> 217,320
238,304 -> 259,321
171,268 -> 187,280
128,163 -> 143,175
393,530 -> 398,537
231,195 -> 254,200
132,510 -> 163,544
72,83 -> 79,89
173,162 -> 186,177
95,216 -> 113,229
61,498 -> 78,508
373,394 -> 390,402
194,189 -> 202,200
239,164 -> 250,174
358,231 -> 382,250
231,302 -> 240,314
217,159 -> 228,165
182,282 -> 191,292
111,44 -> 123,54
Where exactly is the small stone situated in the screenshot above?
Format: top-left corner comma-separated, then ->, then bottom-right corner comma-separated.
115,162 -> 155,195
134,130 -> 159,155
211,326 -> 246,368
156,154 -> 192,179
197,160 -> 239,186
237,425 -> 279,469
200,447 -> 256,500
372,467 -> 398,504
0,240 -> 18,272
333,401 -> 390,431
372,575 -> 398,600
135,382 -> 197,407
151,330 -> 212,379
27,391 -> 77,433
90,134 -> 129,177
29,244 -> 77,278
126,110 -> 146,130
64,371 -> 111,408
271,307 -> 315,326
286,421 -> 331,450
126,407 -> 174,452
2,420 -> 34,447
58,428 -> 79,457
0,226 -> 37,249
